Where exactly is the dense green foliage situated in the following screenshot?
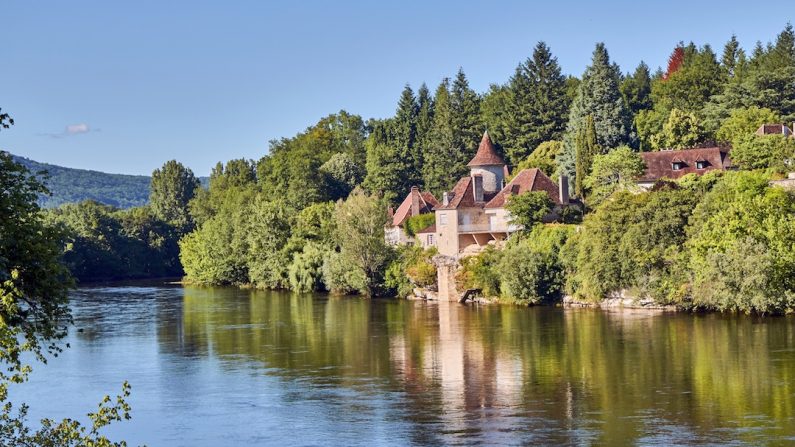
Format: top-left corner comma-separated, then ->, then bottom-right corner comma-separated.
583,146 -> 645,205
457,225 -> 574,305
514,140 -> 561,177
150,160 -> 200,232
45,201 -> 183,282
562,172 -> 795,313
403,213 -> 436,237
504,191 -> 553,230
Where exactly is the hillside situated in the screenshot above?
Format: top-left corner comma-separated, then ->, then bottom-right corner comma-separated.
12,155 -> 151,208
11,155 -> 211,209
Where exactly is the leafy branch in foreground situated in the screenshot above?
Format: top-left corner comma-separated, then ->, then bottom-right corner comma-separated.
0,150 -> 137,446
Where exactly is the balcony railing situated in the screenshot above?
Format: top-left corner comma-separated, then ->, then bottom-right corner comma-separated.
457,223 -> 520,233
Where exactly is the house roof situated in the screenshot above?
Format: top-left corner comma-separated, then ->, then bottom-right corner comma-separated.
391,187 -> 440,227
639,147 -> 731,182
415,223 -> 436,234
484,168 -> 562,208
467,131 -> 506,167
756,123 -> 793,137
435,176 -> 499,210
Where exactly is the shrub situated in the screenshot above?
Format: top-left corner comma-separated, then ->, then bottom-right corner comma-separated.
404,213 -> 435,237
456,246 -> 502,297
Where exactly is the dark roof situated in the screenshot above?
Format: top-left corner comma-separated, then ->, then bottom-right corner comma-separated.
435,176 -> 498,210
415,223 -> 436,234
467,131 -> 506,167
485,168 -> 562,208
391,187 -> 439,227
639,147 -> 731,182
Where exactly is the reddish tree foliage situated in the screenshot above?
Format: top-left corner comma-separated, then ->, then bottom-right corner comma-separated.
663,47 -> 685,80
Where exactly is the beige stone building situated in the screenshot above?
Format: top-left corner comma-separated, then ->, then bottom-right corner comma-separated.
433,131 -> 568,257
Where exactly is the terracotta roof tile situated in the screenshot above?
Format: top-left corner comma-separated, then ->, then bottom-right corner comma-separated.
435,176 -> 498,210
639,147 -> 731,182
485,168 -> 561,208
391,187 -> 439,226
415,223 -> 436,234
467,131 -> 505,167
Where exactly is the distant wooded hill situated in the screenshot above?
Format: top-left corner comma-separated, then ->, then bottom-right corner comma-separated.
11,154 -> 208,209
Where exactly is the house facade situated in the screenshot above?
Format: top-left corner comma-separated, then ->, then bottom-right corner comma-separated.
637,146 -> 732,189
434,131 -> 568,257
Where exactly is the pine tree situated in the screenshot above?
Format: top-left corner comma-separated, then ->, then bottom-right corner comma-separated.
574,115 -> 599,198
504,42 -> 568,165
422,79 -> 455,196
415,83 -> 434,171
423,70 -> 483,195
558,43 -> 632,183
450,68 -> 482,163
392,84 -> 422,187
722,34 -> 741,78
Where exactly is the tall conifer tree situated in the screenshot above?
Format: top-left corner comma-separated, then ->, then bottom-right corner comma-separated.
423,71 -> 483,195
504,42 -> 568,165
558,43 -> 632,183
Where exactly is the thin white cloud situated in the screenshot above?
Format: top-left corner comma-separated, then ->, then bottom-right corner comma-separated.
38,123 -> 99,138
66,123 -> 90,135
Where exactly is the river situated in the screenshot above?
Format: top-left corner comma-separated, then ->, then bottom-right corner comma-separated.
10,284 -> 795,446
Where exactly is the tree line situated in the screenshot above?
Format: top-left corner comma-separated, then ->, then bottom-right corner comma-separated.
26,24 -> 795,311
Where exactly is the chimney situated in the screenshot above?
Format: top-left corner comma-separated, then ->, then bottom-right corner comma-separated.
410,186 -> 420,216
442,192 -> 450,206
472,175 -> 484,202
559,175 -> 570,205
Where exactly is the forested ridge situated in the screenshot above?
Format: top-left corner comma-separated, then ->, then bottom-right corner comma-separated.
13,24 -> 795,312
10,154 -> 209,209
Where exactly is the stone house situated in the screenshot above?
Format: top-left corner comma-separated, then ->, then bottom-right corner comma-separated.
433,131 -> 569,257
385,186 -> 440,246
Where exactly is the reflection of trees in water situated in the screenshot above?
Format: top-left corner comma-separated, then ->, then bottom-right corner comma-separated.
160,287 -> 795,445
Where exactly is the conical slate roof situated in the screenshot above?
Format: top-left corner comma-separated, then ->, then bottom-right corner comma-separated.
467,131 -> 505,167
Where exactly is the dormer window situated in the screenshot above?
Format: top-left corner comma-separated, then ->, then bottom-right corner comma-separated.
671,161 -> 685,171
696,160 -> 708,170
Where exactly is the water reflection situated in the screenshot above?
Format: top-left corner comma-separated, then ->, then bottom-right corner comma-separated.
149,286 -> 795,445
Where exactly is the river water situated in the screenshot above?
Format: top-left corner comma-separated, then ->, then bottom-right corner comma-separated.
10,284 -> 795,446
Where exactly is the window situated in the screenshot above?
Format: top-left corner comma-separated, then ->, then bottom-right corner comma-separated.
672,162 -> 684,171
696,161 -> 707,170
440,213 -> 448,226
428,234 -> 434,245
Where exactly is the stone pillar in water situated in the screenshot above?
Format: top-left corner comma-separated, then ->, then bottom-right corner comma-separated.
433,254 -> 460,302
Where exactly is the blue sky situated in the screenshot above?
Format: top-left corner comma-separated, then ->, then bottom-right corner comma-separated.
0,1 -> 787,175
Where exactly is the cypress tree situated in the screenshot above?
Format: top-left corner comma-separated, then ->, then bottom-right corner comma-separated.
575,115 -> 599,198
505,42 -> 568,165
558,43 -> 632,183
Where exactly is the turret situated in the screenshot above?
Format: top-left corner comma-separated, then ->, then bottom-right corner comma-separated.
467,131 -> 506,200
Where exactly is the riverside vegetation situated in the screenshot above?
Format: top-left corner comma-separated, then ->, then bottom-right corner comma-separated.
15,24 -> 795,313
